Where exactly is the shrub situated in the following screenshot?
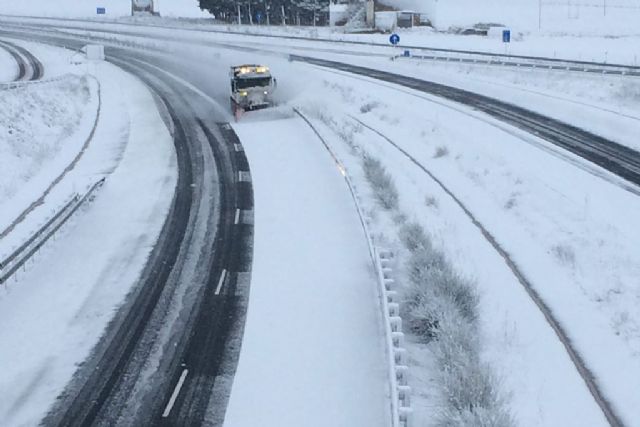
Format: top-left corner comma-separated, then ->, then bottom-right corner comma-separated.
362,154 -> 399,210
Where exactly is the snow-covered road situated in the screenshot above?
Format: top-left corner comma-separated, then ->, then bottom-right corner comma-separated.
225,116 -> 389,427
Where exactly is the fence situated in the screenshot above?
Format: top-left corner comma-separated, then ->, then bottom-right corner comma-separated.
0,178 -> 105,285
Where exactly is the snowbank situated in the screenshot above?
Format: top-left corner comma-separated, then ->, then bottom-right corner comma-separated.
0,75 -> 95,221
0,45 -> 16,81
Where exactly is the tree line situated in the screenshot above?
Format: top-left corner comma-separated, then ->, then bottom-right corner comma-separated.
199,0 -> 330,26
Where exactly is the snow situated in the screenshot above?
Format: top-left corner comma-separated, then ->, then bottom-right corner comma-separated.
286,60 -> 640,425
1,12 -> 640,427
0,44 -> 16,81
0,42 -> 176,426
0,0 -> 208,18
0,75 -> 97,243
224,117 -> 390,427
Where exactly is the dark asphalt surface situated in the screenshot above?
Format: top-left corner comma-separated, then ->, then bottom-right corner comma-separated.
0,38 -> 43,80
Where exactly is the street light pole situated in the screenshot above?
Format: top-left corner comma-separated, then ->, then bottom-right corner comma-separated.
266,2 -> 270,25
538,0 -> 542,30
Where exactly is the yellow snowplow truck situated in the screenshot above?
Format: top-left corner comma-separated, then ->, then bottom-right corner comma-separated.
230,65 -> 276,117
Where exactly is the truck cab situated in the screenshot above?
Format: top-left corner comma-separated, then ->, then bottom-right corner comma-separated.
230,65 -> 275,117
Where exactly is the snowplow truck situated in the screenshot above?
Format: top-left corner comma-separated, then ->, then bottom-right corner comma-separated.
131,0 -> 158,16
230,65 -> 275,116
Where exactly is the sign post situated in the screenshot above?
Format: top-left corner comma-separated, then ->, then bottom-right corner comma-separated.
389,33 -> 400,59
502,29 -> 510,54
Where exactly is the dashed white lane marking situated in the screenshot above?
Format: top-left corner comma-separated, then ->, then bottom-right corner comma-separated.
215,269 -> 227,296
234,208 -> 241,225
162,369 -> 189,418
238,171 -> 251,182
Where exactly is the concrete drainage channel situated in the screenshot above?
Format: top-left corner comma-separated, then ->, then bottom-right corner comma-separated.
0,178 -> 105,285
295,108 -> 413,427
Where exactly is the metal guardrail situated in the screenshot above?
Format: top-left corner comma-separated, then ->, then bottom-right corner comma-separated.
294,108 -> 412,427
0,74 -> 70,91
393,51 -> 640,76
0,178 -> 105,285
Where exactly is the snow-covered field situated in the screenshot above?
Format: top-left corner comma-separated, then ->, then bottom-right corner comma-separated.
0,44 -> 16,81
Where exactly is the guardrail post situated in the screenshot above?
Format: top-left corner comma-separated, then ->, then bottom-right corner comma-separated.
395,365 -> 408,385
394,347 -> 407,365
384,278 -> 395,290
399,406 -> 413,427
388,302 -> 400,317
398,385 -> 411,407
391,331 -> 404,347
386,290 -> 398,303
389,316 -> 402,333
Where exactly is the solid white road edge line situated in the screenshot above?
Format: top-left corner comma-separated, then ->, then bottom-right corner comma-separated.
215,269 -> 227,295
162,369 -> 189,418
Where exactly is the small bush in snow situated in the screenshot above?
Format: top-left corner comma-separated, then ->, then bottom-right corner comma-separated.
434,145 -> 450,158
504,192 -> 519,210
360,101 -> 379,113
425,195 -> 439,209
398,221 -> 430,252
362,155 -> 399,211
550,243 -> 576,268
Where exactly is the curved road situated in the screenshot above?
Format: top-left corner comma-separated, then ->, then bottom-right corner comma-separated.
0,38 -> 44,81
0,33 -> 254,426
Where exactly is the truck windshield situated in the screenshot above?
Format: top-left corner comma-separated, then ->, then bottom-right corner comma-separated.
236,77 -> 271,89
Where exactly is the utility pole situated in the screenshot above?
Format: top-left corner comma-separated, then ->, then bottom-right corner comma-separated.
538,0 -> 542,30
266,2 -> 270,25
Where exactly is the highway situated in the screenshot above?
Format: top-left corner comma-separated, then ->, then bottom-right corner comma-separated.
1,18 -> 637,427
0,32 -> 254,426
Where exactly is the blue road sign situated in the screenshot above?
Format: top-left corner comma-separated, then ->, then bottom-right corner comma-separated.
96,7 -> 106,14
389,33 -> 400,45
502,29 -> 511,43
256,11 -> 263,23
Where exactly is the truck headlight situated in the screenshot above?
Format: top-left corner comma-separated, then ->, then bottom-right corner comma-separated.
240,91 -> 248,96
